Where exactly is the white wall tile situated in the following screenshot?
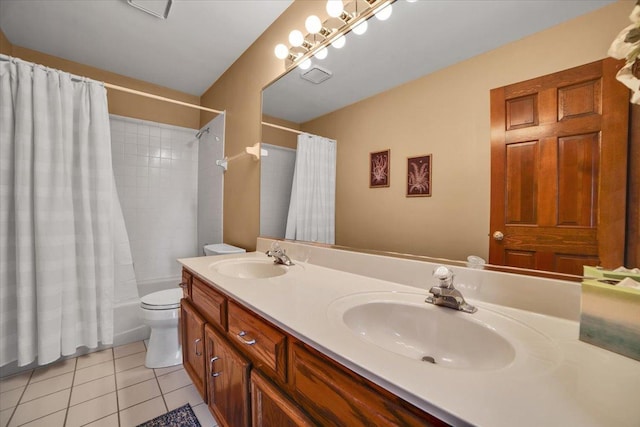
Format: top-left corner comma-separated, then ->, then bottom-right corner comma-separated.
111,115 -> 199,284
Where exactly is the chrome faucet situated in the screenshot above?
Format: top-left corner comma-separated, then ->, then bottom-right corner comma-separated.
425,266 -> 477,313
265,243 -> 294,266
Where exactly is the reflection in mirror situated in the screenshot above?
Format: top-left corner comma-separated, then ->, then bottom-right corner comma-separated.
261,0 -> 637,276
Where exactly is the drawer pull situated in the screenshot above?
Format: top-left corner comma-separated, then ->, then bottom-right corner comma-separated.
237,331 -> 256,345
194,338 -> 202,356
179,282 -> 188,289
210,356 -> 221,377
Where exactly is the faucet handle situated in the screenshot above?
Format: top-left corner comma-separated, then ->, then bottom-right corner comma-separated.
433,266 -> 454,288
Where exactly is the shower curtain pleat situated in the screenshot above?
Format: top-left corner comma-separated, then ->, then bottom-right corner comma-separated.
285,133 -> 336,245
0,57 -> 127,367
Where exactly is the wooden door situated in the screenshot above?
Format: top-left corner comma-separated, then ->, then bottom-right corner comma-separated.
181,299 -> 206,399
205,324 -> 251,427
251,371 -> 314,427
489,59 -> 629,275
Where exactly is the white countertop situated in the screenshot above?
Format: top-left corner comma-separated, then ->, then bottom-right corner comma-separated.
178,251 -> 640,427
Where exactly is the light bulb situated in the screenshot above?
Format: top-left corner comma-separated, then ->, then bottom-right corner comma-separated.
305,15 -> 322,34
375,3 -> 392,21
331,35 -> 346,49
314,47 -> 328,60
274,44 -> 289,59
298,58 -> 312,70
352,20 -> 368,35
326,0 -> 344,18
289,30 -> 304,47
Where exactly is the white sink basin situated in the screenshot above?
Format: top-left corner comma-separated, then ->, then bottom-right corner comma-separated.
210,259 -> 296,279
329,292 -> 558,371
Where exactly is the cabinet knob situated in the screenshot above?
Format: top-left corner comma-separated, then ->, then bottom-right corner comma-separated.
179,282 -> 188,289
237,331 -> 256,345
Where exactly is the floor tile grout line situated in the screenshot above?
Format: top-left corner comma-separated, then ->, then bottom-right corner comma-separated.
153,365 -> 169,414
112,349 -> 122,427
3,369 -> 33,427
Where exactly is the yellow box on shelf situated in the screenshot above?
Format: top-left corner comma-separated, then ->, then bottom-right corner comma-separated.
580,266 -> 640,361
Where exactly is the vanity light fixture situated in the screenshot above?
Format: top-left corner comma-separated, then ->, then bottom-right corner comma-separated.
274,0 -> 398,71
326,0 -> 344,17
374,3 -> 393,21
331,35 -> 346,49
352,20 -> 368,35
305,15 -> 323,34
289,30 -> 305,47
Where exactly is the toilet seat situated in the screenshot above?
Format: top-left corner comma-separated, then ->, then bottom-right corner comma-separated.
141,288 -> 183,310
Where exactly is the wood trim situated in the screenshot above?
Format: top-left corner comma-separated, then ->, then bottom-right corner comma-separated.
598,58 -> 629,268
627,103 -> 640,268
489,86 -> 507,265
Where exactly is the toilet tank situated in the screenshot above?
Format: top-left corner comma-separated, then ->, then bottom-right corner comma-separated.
204,243 -> 246,256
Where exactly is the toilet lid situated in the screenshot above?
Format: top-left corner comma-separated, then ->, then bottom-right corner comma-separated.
141,288 -> 183,310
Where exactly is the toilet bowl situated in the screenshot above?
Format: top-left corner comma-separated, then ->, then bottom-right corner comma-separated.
139,288 -> 183,368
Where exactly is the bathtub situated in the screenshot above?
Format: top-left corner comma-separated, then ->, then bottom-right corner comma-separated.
113,276 -> 182,347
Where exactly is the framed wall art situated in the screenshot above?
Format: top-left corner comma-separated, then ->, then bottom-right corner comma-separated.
370,149 -> 390,188
407,154 -> 432,197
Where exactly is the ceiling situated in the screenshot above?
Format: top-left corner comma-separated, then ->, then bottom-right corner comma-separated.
0,0 -> 294,96
263,0 -> 615,124
0,0 -> 615,110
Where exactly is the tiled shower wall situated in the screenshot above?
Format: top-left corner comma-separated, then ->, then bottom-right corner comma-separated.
110,115 -> 199,283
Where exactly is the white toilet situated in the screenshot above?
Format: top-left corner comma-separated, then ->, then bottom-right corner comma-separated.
203,243 -> 246,256
140,288 -> 183,368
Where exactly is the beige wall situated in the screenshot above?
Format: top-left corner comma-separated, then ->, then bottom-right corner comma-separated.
2,33 -> 200,129
0,28 -> 11,55
199,1 -> 322,252
262,115 -> 300,150
300,0 -> 633,261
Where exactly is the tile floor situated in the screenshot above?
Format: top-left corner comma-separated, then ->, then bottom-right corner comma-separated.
0,341 -> 218,427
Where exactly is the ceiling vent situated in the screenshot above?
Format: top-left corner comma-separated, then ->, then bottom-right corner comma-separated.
300,65 -> 333,84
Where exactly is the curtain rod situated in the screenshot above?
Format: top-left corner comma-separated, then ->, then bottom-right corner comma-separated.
0,54 -> 222,115
262,121 -> 303,135
104,83 -> 222,114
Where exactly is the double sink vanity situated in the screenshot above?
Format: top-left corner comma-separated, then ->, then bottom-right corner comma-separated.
178,238 -> 640,427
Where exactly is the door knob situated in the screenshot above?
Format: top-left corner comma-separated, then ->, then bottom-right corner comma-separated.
492,231 -> 504,241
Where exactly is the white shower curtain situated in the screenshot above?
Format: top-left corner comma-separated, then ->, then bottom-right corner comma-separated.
285,133 -> 336,244
0,56 -> 130,367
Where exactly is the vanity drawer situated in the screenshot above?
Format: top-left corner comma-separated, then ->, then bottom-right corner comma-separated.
191,276 -> 227,331
228,301 -> 287,382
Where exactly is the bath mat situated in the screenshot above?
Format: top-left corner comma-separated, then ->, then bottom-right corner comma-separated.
137,403 -> 201,427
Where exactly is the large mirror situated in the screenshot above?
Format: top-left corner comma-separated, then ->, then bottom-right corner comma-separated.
261,0 -> 635,276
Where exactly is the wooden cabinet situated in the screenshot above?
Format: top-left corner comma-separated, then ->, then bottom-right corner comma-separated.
205,324 -> 251,427
290,342 -> 447,427
228,301 -> 287,383
181,299 -> 206,400
181,267 -> 447,427
251,371 -> 314,427
192,276 -> 227,330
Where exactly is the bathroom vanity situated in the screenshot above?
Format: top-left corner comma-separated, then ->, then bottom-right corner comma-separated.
178,239 -> 640,427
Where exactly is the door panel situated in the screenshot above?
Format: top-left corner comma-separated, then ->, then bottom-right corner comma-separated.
490,59 -> 628,275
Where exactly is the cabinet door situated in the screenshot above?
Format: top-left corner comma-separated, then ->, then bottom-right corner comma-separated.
251,371 -> 315,427
181,299 -> 206,399
205,324 -> 251,427
291,342 -> 446,427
